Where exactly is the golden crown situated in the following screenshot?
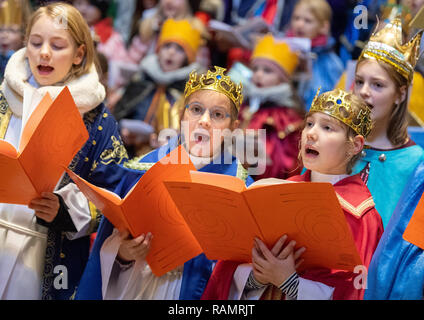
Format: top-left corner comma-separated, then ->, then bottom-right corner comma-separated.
310,88 -> 373,138
359,17 -> 423,82
251,34 -> 299,76
184,66 -> 243,110
158,19 -> 201,63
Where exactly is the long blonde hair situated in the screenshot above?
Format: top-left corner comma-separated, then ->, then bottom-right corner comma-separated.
25,2 -> 99,81
356,58 -> 409,146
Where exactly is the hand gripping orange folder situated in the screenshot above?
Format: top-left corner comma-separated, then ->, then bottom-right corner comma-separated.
66,146 -> 203,276
0,87 -> 89,205
164,171 -> 363,272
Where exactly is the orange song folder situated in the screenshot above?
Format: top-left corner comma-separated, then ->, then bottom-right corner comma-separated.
403,192 -> 424,250
0,87 -> 89,205
66,146 -> 203,276
164,171 -> 363,272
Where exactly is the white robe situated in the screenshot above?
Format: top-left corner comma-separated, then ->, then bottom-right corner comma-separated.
100,229 -> 183,300
0,48 -> 106,300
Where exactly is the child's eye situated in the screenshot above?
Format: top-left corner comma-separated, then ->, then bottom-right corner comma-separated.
355,79 -> 363,86
323,125 -> 332,131
373,82 -> 384,89
306,121 -> 313,127
30,41 -> 41,47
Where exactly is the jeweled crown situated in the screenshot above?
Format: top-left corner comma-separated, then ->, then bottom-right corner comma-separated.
310,88 -> 373,138
184,66 -> 243,110
359,17 -> 423,82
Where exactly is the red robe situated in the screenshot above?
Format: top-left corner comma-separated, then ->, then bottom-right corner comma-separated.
201,171 -> 384,300
239,102 -> 304,180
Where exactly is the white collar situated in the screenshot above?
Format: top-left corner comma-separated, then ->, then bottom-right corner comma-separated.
310,171 -> 349,185
1,48 -> 105,118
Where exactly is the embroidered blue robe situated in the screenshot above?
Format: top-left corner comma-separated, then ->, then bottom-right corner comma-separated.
75,141 -> 254,300
42,104 -> 128,300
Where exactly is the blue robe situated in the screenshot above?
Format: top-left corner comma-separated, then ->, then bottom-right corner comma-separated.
41,104 -> 128,300
351,144 -> 424,227
364,161 -> 424,300
75,141 -> 254,300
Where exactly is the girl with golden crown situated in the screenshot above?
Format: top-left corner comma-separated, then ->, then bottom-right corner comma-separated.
202,88 -> 384,300
238,34 -> 304,180
0,3 -> 128,299
112,18 -> 203,158
75,66 -> 255,300
361,16 -> 424,301
351,17 -> 424,228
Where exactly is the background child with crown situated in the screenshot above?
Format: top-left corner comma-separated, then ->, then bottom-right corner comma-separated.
111,18 -> 203,158
285,0 -> 344,110
75,66 -> 255,300
0,0 -> 32,82
202,88 -> 383,300
237,33 -> 305,180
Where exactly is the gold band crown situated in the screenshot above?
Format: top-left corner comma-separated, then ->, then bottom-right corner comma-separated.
310,88 -> 373,138
359,17 -> 423,83
184,66 -> 243,110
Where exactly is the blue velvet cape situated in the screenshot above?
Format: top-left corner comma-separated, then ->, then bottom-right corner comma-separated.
364,161 -> 424,300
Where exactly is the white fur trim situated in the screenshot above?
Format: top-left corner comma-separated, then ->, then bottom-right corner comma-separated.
139,54 -> 202,86
1,48 -> 105,117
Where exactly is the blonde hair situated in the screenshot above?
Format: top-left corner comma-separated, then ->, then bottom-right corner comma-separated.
25,2 -> 99,81
295,0 -> 332,25
356,58 -> 409,146
300,91 -> 369,174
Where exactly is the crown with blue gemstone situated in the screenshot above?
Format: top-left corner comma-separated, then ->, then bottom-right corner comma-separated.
184,66 -> 243,110
310,88 -> 373,138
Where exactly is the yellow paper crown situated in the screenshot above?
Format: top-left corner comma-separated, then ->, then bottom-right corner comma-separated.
310,88 -> 373,138
184,66 -> 243,111
157,19 -> 201,63
0,0 -> 25,26
251,34 -> 299,76
359,17 -> 422,82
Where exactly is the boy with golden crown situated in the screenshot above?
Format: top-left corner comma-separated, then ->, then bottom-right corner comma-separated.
0,0 -> 32,82
75,66 -> 255,300
238,33 -> 304,180
112,18 -> 203,158
360,17 -> 424,300
201,88 -> 383,300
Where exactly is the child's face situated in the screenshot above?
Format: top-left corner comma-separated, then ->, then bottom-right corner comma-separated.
290,4 -> 324,39
301,112 -> 351,175
158,42 -> 187,72
354,59 -> 404,128
251,59 -> 286,88
26,15 -> 85,86
73,0 -> 102,26
161,0 -> 188,19
0,25 -> 23,54
182,90 -> 238,158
